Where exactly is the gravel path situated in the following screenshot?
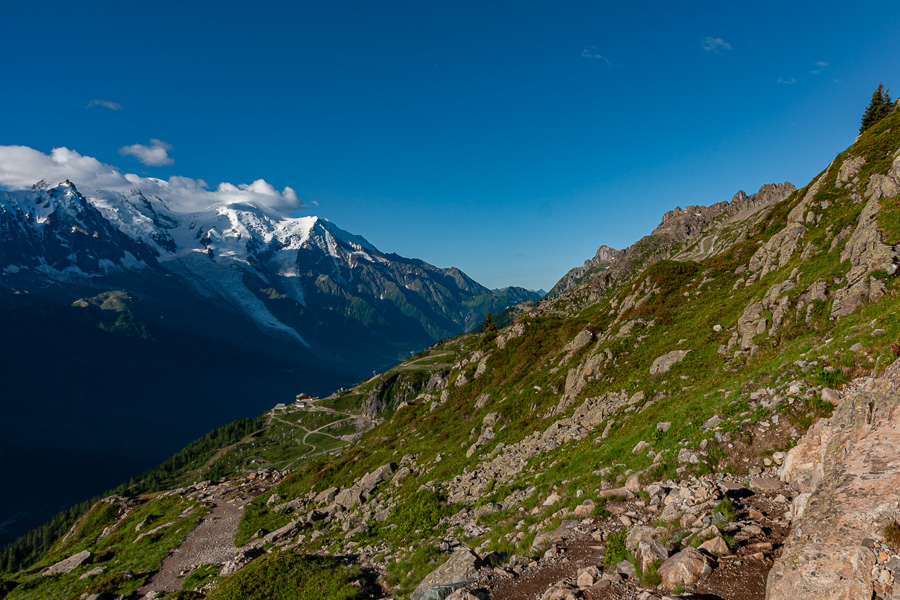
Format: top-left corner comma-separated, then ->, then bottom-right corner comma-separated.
138,499 -> 243,597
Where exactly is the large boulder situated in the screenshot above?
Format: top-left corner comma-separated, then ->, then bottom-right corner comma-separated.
636,539 -> 668,573
334,463 -> 396,509
43,550 -> 93,576
657,548 -> 715,589
698,536 -> 731,557
263,520 -> 300,546
649,350 -> 690,375
357,463 -> 396,495
412,547 -> 481,600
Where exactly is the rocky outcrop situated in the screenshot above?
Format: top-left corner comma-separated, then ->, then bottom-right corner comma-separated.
412,547 -> 482,600
649,350 -> 690,375
363,372 -> 449,419
767,361 -> 900,600
43,550 -> 93,576
546,246 -> 620,299
829,157 -> 899,318
334,463 -> 396,509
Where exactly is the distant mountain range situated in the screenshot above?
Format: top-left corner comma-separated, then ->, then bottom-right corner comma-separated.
0,180 -> 542,373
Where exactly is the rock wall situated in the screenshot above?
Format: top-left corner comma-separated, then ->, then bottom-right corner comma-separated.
767,360 -> 900,600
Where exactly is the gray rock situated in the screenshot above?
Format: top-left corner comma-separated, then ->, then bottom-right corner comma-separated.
263,520 -> 300,545
43,550 -> 92,576
702,415 -> 722,430
79,566 -> 107,580
616,559 -> 636,577
412,547 -> 481,600
314,486 -> 339,505
650,350 -> 691,375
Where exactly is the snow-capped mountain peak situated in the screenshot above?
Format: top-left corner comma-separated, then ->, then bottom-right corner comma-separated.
0,180 -> 542,367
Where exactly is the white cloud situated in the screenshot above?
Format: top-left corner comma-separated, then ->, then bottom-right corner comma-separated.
119,139 -> 175,167
87,99 -> 122,110
0,145 -> 304,213
702,37 -> 732,53
777,77 -> 797,85
581,46 -> 612,66
810,60 -> 829,74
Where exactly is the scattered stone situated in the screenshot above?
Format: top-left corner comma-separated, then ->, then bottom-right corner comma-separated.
702,415 -> 722,430
576,565 -> 601,587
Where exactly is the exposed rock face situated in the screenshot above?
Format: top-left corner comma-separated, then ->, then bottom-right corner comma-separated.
363,372 -> 449,419
829,163 -> 898,318
767,360 -> 900,600
43,550 -> 93,576
412,547 -> 481,600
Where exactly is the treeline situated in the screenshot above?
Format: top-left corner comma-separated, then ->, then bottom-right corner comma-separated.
0,415 -> 265,576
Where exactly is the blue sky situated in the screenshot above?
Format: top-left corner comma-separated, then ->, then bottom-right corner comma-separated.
2,1 -> 899,291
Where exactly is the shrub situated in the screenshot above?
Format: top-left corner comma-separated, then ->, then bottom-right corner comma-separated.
885,521 -> 900,552
84,572 -> 129,595
640,559 -> 663,587
603,529 -> 629,567
380,489 -> 456,541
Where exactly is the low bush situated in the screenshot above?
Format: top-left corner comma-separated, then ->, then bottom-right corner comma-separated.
603,529 -> 629,568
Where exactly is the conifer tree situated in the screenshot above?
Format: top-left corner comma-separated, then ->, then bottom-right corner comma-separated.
860,83 -> 893,133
